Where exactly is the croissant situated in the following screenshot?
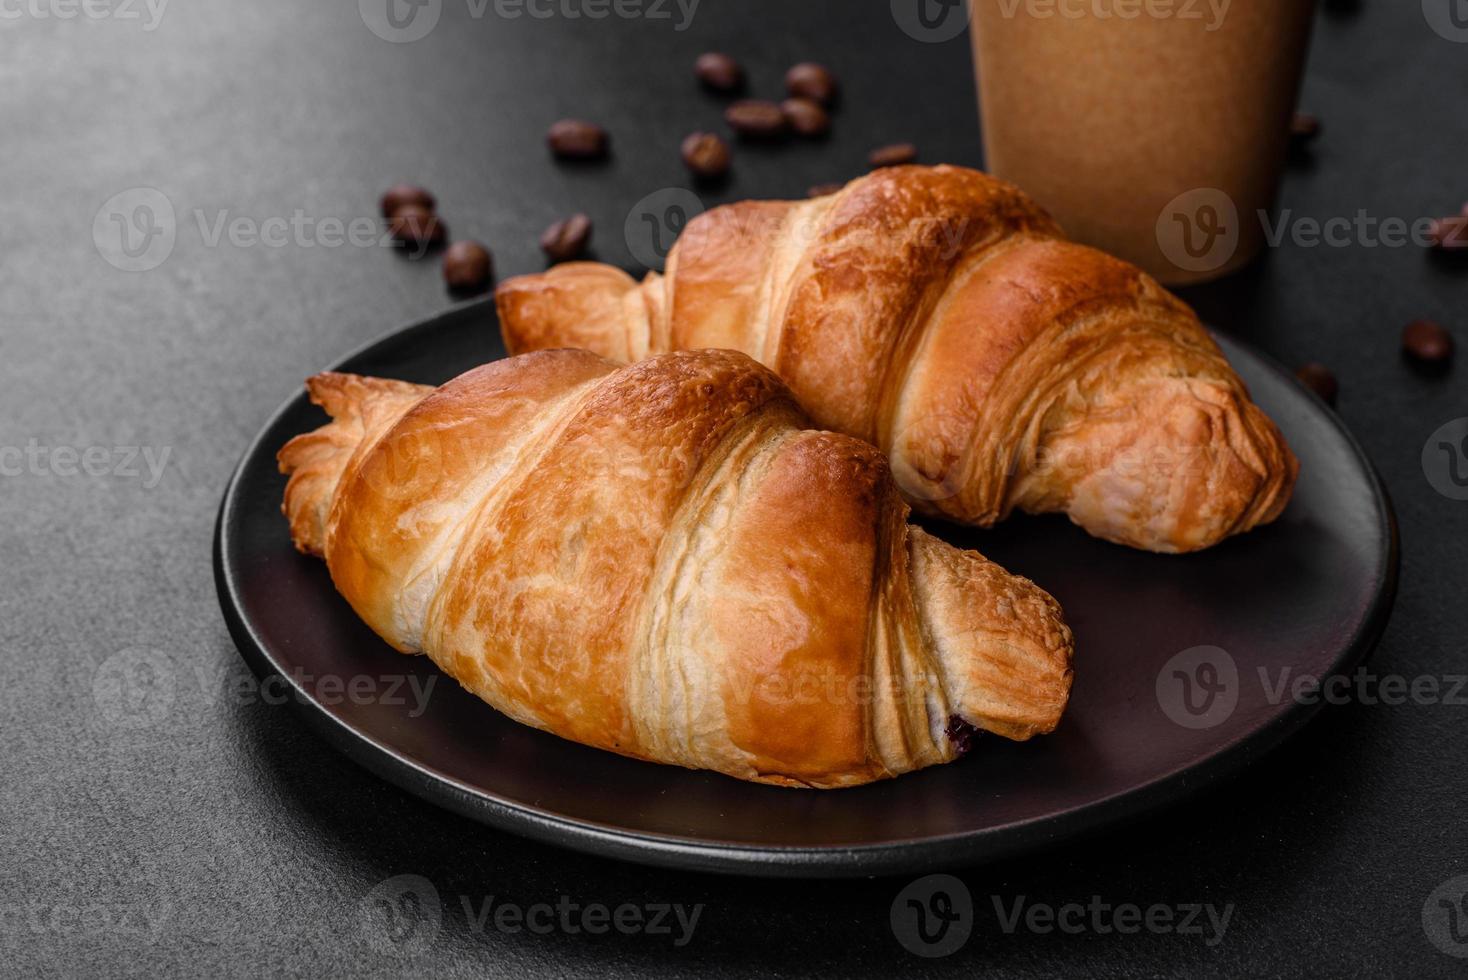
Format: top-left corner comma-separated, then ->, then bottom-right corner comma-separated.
496,165 -> 1299,553
277,348 -> 1073,789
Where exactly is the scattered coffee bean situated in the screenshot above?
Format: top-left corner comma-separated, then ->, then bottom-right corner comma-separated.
1428,216 -> 1468,250
442,240 -> 493,293
1290,112 -> 1321,142
724,100 -> 788,140
1402,319 -> 1454,365
547,119 -> 609,161
785,62 -> 837,106
388,205 -> 445,250
540,213 -> 593,263
869,143 -> 918,168
1295,362 -> 1338,406
781,97 -> 830,138
695,52 -> 744,94
808,182 -> 845,198
380,183 -> 435,218
681,132 -> 731,179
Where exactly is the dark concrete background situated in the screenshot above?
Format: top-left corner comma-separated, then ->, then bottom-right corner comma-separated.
2,0 -> 1466,975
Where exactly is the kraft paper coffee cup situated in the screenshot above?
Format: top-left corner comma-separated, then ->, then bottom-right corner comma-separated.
971,0 -> 1317,285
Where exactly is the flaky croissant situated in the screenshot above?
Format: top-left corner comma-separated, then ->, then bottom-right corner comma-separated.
277,349 -> 1073,788
496,164 -> 1299,553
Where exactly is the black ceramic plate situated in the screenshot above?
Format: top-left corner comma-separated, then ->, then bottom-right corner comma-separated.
215,300 -> 1398,877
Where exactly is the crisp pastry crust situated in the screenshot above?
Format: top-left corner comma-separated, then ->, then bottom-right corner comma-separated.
495,164 -> 1300,553
277,349 -> 1073,788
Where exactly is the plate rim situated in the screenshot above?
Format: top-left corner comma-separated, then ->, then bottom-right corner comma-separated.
213,300 -> 1401,878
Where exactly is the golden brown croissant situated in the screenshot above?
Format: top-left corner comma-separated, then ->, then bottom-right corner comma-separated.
496,164 -> 1299,553
277,349 -> 1072,788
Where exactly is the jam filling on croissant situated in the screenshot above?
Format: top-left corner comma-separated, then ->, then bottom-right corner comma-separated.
945,716 -> 984,756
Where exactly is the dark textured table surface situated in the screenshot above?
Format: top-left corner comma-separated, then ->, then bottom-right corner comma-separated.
3,0 -> 1466,976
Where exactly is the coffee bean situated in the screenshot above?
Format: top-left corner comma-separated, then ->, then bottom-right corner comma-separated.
781,97 -> 830,138
681,132 -> 731,179
1402,319 -> 1454,365
785,62 -> 837,106
388,205 -> 445,251
540,213 -> 593,263
1428,216 -> 1468,250
1295,362 -> 1338,406
442,240 -> 493,293
547,119 -> 609,161
869,143 -> 918,168
380,183 -> 435,218
724,100 -> 788,140
695,52 -> 744,94
1290,112 -> 1321,142
808,182 -> 845,198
